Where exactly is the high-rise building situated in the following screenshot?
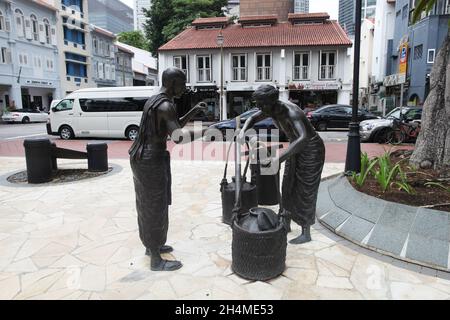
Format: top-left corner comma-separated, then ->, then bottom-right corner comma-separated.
339,0 -> 377,35
294,0 -> 309,13
88,0 -> 133,35
134,0 -> 152,32
240,0 -> 294,21
55,0 -> 94,96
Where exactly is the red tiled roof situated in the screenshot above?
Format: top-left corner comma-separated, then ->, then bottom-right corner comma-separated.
192,17 -> 229,26
288,12 -> 330,20
159,21 -> 352,51
238,15 -> 278,23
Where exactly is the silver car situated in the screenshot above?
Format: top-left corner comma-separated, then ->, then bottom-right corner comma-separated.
2,109 -> 49,124
359,107 -> 422,142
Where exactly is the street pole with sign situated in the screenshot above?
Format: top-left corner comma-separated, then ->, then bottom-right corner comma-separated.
345,0 -> 362,174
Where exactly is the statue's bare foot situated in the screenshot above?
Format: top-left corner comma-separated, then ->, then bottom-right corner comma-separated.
151,259 -> 182,271
145,245 -> 174,256
289,234 -> 312,245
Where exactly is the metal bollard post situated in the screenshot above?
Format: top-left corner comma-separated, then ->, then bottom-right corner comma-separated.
23,138 -> 53,184
87,143 -> 108,172
50,142 -> 57,171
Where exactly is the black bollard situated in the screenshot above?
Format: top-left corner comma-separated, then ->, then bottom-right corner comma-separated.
23,138 -> 53,184
50,142 -> 58,171
87,143 -> 108,172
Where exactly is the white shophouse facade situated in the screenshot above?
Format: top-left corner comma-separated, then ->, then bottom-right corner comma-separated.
0,0 -> 60,113
158,14 -> 353,120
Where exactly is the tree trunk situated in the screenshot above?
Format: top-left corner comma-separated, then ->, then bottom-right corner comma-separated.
410,32 -> 450,172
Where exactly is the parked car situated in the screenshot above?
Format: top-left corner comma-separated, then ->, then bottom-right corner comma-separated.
2,109 -> 49,123
360,107 -> 423,143
208,109 -> 287,141
306,104 -> 379,131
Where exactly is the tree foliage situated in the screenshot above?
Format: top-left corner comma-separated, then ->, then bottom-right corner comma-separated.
144,0 -> 226,56
117,31 -> 149,51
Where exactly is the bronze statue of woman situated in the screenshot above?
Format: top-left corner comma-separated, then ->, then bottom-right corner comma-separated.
238,85 -> 325,244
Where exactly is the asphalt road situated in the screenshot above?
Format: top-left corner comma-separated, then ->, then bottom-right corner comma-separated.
0,121 -> 350,143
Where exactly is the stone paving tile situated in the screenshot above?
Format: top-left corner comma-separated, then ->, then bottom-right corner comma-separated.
367,203 -> 418,256
405,234 -> 449,269
320,208 -> 351,231
337,215 -> 375,243
0,157 -> 449,300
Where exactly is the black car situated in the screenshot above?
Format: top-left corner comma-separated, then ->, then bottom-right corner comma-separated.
306,104 -> 379,131
208,109 -> 287,141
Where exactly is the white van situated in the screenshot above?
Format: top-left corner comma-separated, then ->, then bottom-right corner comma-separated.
47,86 -> 158,140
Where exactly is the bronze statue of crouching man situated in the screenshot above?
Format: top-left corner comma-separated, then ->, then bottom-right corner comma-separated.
238,85 -> 325,244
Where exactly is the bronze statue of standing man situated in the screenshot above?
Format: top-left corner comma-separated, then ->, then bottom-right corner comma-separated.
129,68 -> 207,271
239,85 -> 325,244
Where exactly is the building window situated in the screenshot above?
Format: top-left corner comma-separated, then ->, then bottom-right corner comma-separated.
93,38 -> 98,54
197,55 -> 211,82
320,51 -> 336,80
1,48 -> 11,64
19,53 -> 28,66
293,52 -> 309,80
15,9 -> 25,38
62,0 -> 83,13
402,4 -> 409,20
66,61 -> 87,78
30,14 -> 38,41
0,10 -> 4,31
63,26 -> 85,45
427,49 -> 436,63
256,53 -> 272,81
414,45 -> 423,60
44,19 -> 51,44
174,55 -> 189,80
232,54 -> 247,81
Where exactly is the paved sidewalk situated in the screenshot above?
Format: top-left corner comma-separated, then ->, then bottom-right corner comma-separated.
0,139 -> 414,163
0,158 -> 449,300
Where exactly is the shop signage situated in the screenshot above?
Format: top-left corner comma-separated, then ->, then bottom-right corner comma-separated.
25,80 -> 53,86
195,86 -> 218,92
288,82 -> 340,91
384,74 -> 407,87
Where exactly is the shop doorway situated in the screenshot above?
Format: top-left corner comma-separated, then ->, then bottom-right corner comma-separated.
289,90 -> 338,110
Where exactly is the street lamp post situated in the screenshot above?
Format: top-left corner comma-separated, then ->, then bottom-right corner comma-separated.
345,0 -> 362,174
216,31 -> 226,121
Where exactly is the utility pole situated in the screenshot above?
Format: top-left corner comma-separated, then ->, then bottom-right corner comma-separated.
345,0 -> 362,174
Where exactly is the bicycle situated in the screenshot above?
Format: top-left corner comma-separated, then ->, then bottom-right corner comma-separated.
386,117 -> 421,145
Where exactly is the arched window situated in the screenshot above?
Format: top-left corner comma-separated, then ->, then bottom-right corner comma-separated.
43,18 -> 51,44
15,9 -> 25,37
30,14 -> 38,41
0,10 -> 4,31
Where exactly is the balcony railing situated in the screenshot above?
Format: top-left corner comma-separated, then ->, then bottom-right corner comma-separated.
232,67 -> 246,81
197,69 -> 211,82
320,65 -> 335,80
294,66 -> 309,80
257,67 -> 271,81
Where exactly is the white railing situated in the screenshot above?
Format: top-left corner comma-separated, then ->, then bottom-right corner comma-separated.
320,65 -> 335,79
197,69 -> 211,82
294,66 -> 309,80
232,67 -> 246,81
257,67 -> 271,81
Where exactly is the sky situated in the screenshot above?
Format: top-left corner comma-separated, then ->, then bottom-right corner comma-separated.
119,0 -> 339,20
